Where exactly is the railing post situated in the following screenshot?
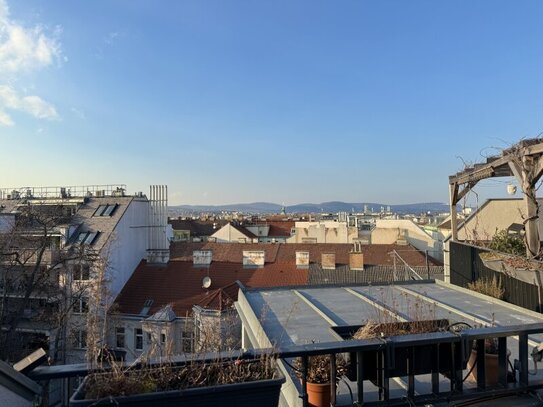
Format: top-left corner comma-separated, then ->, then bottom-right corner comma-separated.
431,344 -> 440,395
451,341 -> 463,393
383,348 -> 390,401
301,355 -> 309,407
519,333 -> 529,387
498,337 -> 508,387
356,351 -> 364,405
476,339 -> 486,390
407,346 -> 415,399
330,353 -> 336,406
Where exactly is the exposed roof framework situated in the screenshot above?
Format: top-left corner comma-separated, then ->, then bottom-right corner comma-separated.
449,138 -> 543,257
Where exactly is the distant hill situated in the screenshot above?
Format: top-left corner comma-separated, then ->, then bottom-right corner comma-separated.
170,201 -> 450,214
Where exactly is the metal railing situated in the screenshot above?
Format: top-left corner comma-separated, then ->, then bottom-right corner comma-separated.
26,322 -> 543,406
0,185 -> 127,200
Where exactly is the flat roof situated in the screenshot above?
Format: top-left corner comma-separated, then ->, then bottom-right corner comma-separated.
238,280 -> 543,405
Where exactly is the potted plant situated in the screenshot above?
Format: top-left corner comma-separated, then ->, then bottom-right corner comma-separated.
69,354 -> 285,407
466,338 -> 511,386
293,354 -> 347,407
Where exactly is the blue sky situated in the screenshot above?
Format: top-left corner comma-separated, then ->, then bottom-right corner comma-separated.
1,0 -> 542,205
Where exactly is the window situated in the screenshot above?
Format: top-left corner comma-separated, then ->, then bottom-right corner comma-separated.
73,297 -> 88,314
160,333 -> 166,344
73,264 -> 90,281
139,299 -> 153,316
182,329 -> 193,353
73,330 -> 87,349
75,231 -> 100,246
116,327 -> 125,348
135,328 -> 143,351
93,204 -> 118,217
291,228 -> 296,235
102,204 -> 117,216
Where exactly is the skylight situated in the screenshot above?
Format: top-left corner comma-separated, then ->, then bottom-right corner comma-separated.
93,204 -> 118,217
140,299 -> 154,316
75,231 -> 100,245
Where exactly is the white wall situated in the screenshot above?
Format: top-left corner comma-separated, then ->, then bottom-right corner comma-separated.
457,198 -> 543,242
103,199 -> 150,297
374,219 -> 443,261
287,221 -> 358,243
211,224 -> 255,243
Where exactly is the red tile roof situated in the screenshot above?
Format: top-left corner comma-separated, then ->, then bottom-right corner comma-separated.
194,282 -> 239,311
114,260 -> 308,316
170,242 -> 440,266
116,242 -> 440,318
267,221 -> 295,237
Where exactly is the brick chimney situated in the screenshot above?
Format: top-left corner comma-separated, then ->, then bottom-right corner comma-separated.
349,252 -> 364,271
242,250 -> 265,267
296,251 -> 309,269
321,253 -> 336,270
193,250 -> 212,267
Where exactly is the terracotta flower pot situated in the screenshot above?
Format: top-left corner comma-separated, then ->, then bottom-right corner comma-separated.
467,349 -> 510,386
306,382 -> 331,407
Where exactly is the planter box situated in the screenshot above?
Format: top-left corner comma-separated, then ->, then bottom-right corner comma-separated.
331,319 -> 465,382
70,361 -> 285,407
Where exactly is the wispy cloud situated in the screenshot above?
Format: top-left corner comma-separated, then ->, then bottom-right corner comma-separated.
0,0 -> 63,74
95,30 -> 124,60
0,0 -> 62,126
0,109 -> 13,126
0,84 -> 59,124
104,31 -> 120,45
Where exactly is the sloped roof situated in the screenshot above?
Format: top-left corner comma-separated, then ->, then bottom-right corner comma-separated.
71,196 -> 134,252
114,260 -> 308,316
194,282 -> 239,312
229,223 -> 257,239
169,219 -> 225,236
0,196 -> 136,253
170,242 -> 440,266
267,221 -> 295,237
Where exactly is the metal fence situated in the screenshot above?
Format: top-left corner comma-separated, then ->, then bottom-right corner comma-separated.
450,241 -> 541,312
28,322 -> 543,406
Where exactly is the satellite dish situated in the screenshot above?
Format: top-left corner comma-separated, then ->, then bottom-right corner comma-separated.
202,276 -> 212,289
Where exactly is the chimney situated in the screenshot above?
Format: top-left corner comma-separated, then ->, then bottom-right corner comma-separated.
242,250 -> 265,268
321,253 -> 336,270
349,252 -> 364,271
296,251 -> 309,269
146,185 -> 170,264
396,229 -> 408,246
193,250 -> 212,267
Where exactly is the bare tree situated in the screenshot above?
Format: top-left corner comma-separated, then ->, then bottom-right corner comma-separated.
0,202 -> 94,362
